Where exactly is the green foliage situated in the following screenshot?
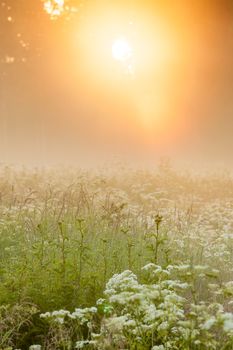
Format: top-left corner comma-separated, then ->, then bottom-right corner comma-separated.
0,303 -> 38,349
0,165 -> 233,348
36,264 -> 233,349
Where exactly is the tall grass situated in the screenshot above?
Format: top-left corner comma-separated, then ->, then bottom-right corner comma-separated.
0,163 -> 233,348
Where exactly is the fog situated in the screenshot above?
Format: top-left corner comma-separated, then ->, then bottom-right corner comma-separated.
1,0 -> 233,168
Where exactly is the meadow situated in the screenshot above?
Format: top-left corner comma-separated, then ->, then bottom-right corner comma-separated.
1,162 -> 233,349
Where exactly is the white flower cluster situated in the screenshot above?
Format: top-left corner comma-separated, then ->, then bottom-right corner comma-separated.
70,307 -> 97,324
40,307 -> 97,325
76,340 -> 97,349
92,265 -> 191,348
29,346 -> 41,350
38,262 -> 233,349
40,309 -> 70,324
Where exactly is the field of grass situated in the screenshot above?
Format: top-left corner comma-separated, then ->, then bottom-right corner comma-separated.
1,163 -> 233,349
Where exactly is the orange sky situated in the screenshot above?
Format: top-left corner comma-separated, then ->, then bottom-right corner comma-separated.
0,0 -> 233,166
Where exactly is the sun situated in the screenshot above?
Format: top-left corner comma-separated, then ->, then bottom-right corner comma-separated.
112,38 -> 132,62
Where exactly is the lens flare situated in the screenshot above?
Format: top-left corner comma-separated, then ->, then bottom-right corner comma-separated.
43,0 -> 65,19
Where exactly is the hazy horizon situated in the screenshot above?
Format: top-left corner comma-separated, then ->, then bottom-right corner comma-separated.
1,0 -> 233,168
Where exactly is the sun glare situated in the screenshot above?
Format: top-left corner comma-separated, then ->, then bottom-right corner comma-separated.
112,38 -> 132,62
43,0 -> 64,19
73,4 -> 178,127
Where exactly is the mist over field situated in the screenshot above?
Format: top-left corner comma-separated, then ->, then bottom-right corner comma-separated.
1,0 -> 233,167
1,1 -> 233,349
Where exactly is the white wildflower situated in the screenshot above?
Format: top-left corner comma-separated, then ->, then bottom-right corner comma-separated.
29,346 -> 42,350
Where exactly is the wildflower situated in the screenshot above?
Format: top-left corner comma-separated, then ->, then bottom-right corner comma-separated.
29,346 -> 42,350
76,340 -> 97,349
222,313 -> 233,332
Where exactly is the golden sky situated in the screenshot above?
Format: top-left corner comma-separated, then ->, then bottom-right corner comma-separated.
0,0 -> 233,166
